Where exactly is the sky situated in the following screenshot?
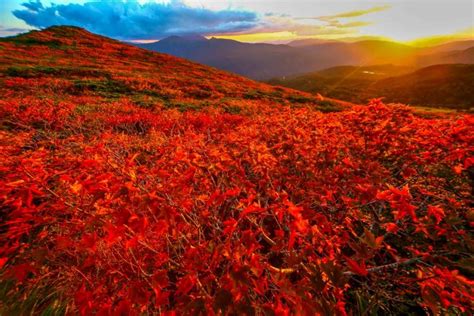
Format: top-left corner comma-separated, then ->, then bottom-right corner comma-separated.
0,0 -> 473,44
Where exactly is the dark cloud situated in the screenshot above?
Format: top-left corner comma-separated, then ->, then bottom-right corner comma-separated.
12,0 -> 259,40
20,0 -> 44,12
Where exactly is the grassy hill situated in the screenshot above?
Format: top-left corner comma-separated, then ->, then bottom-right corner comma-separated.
0,26 -> 472,315
0,26 -> 337,114
269,64 -> 474,109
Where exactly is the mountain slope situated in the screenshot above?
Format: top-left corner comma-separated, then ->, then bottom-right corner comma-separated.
0,26 -> 334,113
420,40 -> 474,54
1,26 -> 472,315
269,64 -> 474,109
419,47 -> 474,66
372,64 -> 474,108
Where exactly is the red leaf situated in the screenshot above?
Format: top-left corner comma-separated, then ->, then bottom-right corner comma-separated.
223,218 -> 238,235
11,263 -> 36,282
176,274 -> 196,295
81,232 -> 97,252
104,222 -> 124,245
385,223 -> 399,234
427,205 -> 445,224
345,257 -> 368,276
240,203 -> 264,218
288,229 -> 296,250
114,299 -> 132,316
0,257 -> 8,269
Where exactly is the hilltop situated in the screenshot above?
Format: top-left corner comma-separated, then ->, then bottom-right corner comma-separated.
0,26 -> 473,315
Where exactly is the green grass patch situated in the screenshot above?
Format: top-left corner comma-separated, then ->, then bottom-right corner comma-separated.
287,94 -> 314,104
0,279 -> 68,316
315,100 -> 344,113
69,79 -> 133,97
165,101 -> 207,112
132,95 -> 164,109
243,89 -> 267,100
0,36 -> 68,49
223,105 -> 242,114
4,66 -> 111,79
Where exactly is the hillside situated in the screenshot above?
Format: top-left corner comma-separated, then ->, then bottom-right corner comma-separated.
1,26 -> 473,315
269,64 -> 474,109
267,65 -> 410,102
0,26 -> 333,113
138,37 -> 474,80
419,47 -> 474,66
420,40 -> 474,54
371,64 -> 474,108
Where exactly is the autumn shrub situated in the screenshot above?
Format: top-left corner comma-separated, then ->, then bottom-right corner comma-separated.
1,101 -> 472,315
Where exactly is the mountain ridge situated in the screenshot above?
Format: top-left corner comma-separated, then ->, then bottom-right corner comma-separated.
137,35 -> 474,80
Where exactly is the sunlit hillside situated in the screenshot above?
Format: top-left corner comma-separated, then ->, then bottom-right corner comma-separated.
269,64 -> 474,109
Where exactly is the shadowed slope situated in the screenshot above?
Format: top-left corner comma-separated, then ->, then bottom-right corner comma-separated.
269,64 -> 474,109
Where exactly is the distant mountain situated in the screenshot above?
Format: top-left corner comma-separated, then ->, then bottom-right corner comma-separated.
286,38 -> 337,47
420,40 -> 474,54
371,64 -> 474,109
137,36 -> 306,80
286,36 -> 392,47
419,47 -> 474,66
137,36 -> 474,80
269,64 -> 474,109
157,34 -> 208,44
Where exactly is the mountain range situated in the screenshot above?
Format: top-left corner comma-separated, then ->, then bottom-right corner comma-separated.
136,36 -> 474,80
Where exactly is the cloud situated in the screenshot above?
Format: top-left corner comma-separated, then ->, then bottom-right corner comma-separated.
328,21 -> 373,29
291,25 -> 355,37
227,16 -> 356,38
20,0 -> 44,12
0,25 -> 32,37
279,5 -> 390,38
315,5 -> 391,21
245,9 -> 374,38
12,0 -> 259,40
